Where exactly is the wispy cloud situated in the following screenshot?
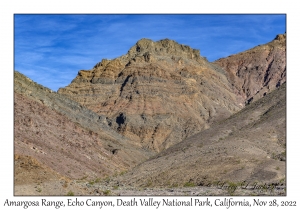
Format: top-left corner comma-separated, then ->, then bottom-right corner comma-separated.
14,14 -> 286,91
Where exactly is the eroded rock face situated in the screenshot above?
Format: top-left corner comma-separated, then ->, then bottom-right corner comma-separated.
214,33 -> 286,104
14,34 -> 287,195
14,71 -> 154,180
116,84 -> 286,188
58,39 -> 242,152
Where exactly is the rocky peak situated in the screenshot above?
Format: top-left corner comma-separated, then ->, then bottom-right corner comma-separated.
73,38 -> 205,86
127,38 -> 201,61
58,38 -> 241,152
274,33 -> 286,42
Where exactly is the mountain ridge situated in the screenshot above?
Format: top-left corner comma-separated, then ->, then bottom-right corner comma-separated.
14,71 -> 155,181
114,83 -> 286,188
214,33 -> 286,104
14,33 -> 286,195
58,38 -> 243,152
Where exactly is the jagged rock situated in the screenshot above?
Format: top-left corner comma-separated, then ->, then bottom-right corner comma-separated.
214,33 -> 286,104
14,71 -> 154,181
58,38 -> 243,152
116,84 -> 286,188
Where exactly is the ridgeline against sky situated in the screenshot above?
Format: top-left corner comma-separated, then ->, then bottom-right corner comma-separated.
14,14 -> 286,91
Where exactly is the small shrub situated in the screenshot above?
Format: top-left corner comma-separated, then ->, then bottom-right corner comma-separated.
227,182 -> 238,195
103,190 -> 111,196
79,175 -> 88,180
183,182 -> 195,187
280,178 -> 286,183
67,191 -> 74,196
171,183 -> 179,188
104,176 -> 111,182
145,180 -> 153,187
119,171 -> 127,176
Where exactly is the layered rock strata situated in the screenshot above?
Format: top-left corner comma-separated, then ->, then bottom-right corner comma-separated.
14,71 -> 154,180
58,39 -> 243,152
214,33 -> 286,104
116,83 -> 286,187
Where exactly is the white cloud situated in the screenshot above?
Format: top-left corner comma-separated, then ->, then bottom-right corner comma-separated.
14,14 -> 286,90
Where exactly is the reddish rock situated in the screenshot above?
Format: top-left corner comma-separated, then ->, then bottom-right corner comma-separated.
214,33 -> 286,104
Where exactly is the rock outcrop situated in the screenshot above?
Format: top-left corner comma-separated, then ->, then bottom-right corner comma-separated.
116,83 -> 286,188
58,39 -> 243,152
214,33 -> 286,104
14,71 -> 154,181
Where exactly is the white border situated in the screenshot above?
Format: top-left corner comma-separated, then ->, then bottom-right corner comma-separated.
2,1 -> 299,209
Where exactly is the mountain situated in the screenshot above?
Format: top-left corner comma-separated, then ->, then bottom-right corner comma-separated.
58,39 -> 243,152
214,33 -> 286,104
14,71 -> 155,194
116,83 -> 286,188
14,34 -> 286,195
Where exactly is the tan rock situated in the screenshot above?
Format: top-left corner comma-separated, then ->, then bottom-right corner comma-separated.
58,38 -> 242,152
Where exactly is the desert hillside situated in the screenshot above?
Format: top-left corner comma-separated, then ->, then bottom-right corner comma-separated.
14,34 -> 286,195
14,72 -> 155,193
115,83 -> 286,188
58,38 -> 243,152
214,33 -> 286,104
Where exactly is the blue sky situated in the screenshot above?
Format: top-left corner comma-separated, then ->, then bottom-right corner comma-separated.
14,14 -> 286,91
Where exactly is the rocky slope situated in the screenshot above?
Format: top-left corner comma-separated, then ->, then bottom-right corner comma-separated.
14,72 -> 154,188
14,34 -> 286,195
58,39 -> 243,152
214,33 -> 286,104
115,83 -> 286,189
